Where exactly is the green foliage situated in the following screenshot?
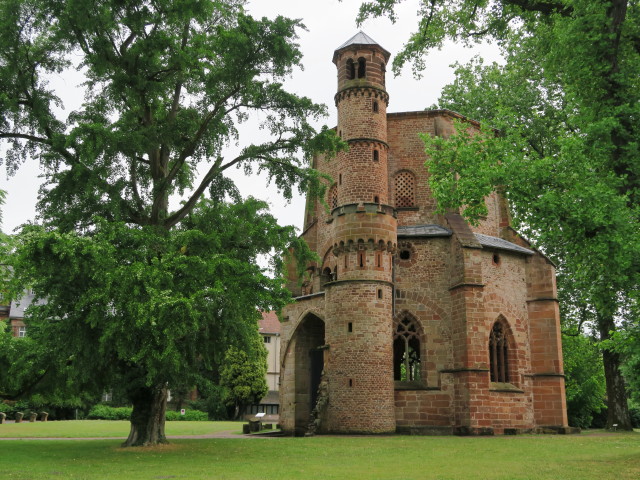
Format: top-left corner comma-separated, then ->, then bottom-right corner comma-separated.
86,404 -> 207,421
87,405 -> 133,421
0,0 -> 341,444
165,409 -> 208,421
562,334 -> 606,428
190,384 -> 232,420
219,340 -> 268,412
6,198 -> 297,401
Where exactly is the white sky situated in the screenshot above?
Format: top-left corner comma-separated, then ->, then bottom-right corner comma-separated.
0,0 -> 501,234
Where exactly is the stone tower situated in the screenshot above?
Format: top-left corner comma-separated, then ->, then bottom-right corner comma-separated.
278,32 -> 568,436
321,32 -> 397,433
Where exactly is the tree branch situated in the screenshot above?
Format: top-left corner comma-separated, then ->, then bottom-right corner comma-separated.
0,132 -> 51,145
503,0 -> 572,17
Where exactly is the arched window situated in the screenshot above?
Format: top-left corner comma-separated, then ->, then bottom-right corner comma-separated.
393,313 -> 421,382
357,57 -> 366,78
328,184 -> 338,210
489,322 -> 509,383
346,59 -> 355,80
394,170 -> 416,207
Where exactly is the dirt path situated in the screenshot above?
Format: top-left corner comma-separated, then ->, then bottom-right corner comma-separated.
0,430 -> 277,441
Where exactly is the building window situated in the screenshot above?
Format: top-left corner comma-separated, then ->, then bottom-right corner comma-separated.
17,326 -> 26,338
489,322 -> 509,383
264,336 -> 271,344
357,57 -> 366,78
393,313 -> 421,382
346,58 -> 355,80
395,170 -> 416,207
329,184 -> 338,210
373,149 -> 379,162
373,101 -> 379,113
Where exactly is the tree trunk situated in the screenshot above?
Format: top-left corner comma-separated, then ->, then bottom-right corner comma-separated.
598,314 -> 632,430
123,384 -> 169,447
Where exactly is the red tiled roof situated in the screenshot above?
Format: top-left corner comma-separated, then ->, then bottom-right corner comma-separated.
259,311 -> 281,335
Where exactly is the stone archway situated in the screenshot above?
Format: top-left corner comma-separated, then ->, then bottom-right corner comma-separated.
291,313 -> 326,435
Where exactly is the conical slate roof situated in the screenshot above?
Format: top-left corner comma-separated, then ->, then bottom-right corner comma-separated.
335,31 -> 380,50
333,31 -> 391,62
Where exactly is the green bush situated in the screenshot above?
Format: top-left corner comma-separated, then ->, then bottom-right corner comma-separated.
166,409 -> 208,421
86,404 -> 207,421
86,404 -> 132,420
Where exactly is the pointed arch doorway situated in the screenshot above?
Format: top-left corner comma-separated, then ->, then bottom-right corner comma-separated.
291,313 -> 326,435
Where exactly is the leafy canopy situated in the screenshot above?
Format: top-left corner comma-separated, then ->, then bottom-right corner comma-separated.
0,0 -> 339,424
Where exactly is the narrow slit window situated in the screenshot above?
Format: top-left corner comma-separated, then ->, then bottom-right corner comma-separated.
357,57 -> 366,78
346,59 -> 355,80
373,149 -> 379,162
373,101 -> 379,113
489,322 -> 509,383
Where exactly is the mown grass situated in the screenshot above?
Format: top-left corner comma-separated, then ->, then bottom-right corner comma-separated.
0,427 -> 638,480
0,420 -> 242,438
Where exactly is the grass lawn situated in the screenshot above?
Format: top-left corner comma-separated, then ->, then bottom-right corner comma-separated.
0,427 -> 638,479
0,420 -> 243,438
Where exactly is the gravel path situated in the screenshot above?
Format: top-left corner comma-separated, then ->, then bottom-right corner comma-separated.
0,430 -> 278,441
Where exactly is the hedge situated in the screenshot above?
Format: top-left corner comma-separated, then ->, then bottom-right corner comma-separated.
86,404 -> 207,421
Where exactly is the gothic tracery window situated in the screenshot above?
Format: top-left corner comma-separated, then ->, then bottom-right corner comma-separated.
489,322 -> 509,383
393,314 -> 421,382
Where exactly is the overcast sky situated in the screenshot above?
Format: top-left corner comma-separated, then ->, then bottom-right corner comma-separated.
0,0 -> 501,234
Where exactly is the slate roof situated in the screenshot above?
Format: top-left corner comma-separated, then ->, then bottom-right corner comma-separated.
336,31 -> 381,50
259,311 -> 281,335
474,233 -> 534,256
397,224 -> 452,238
9,291 -> 44,319
334,31 -> 391,61
397,225 -> 533,256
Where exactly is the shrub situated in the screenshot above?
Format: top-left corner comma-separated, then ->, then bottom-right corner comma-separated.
87,404 -> 132,420
166,409 -> 208,421
87,404 -> 207,421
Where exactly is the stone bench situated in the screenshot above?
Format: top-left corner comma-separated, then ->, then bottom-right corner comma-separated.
242,414 -> 280,434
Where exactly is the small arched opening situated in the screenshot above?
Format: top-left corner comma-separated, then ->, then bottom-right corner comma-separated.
346,58 -> 355,80
357,57 -> 366,78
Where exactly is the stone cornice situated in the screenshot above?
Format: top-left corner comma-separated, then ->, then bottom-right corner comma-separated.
345,137 -> 389,149
335,85 -> 389,106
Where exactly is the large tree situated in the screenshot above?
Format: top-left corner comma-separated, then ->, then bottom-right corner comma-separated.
0,0 -> 340,446
359,0 -> 639,429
